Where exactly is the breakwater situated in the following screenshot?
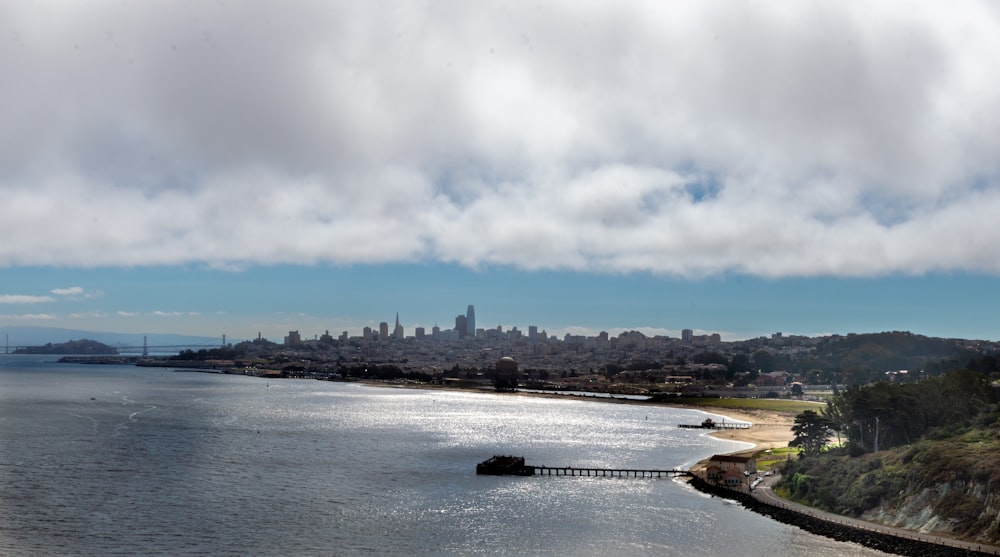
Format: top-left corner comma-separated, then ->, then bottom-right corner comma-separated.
688,476 -> 994,557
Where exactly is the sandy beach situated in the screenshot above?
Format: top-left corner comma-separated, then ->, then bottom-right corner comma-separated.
667,404 -> 795,474
686,405 -> 796,452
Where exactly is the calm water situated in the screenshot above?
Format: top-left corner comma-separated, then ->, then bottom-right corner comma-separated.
0,355 -> 891,556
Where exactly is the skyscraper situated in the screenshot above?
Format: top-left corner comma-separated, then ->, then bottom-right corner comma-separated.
466,305 -> 476,338
393,313 -> 404,339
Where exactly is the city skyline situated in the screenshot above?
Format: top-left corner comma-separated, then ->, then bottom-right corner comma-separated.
2,265 -> 999,344
1,3 -> 999,343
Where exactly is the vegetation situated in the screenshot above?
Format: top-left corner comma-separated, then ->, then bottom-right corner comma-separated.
339,364 -> 432,383
754,447 -> 799,472
661,396 -> 821,414
789,410 -> 832,456
824,370 -> 996,453
775,367 -> 1000,542
602,331 -> 983,387
776,432 -> 1000,541
797,332 -> 980,385
171,346 -> 247,360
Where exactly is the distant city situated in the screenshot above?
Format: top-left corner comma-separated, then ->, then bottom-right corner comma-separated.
282,304 -> 723,346
6,304 -> 998,394
243,304 -> 999,391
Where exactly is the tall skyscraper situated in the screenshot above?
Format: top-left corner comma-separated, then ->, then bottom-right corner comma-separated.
455,315 -> 467,338
466,305 -> 476,338
393,313 -> 404,339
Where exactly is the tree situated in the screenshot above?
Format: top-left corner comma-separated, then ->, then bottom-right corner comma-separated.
790,410 -> 832,457
728,353 -> 752,375
752,350 -> 776,373
493,374 -> 517,392
790,383 -> 804,399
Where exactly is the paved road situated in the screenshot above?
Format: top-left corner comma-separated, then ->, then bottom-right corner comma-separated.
752,473 -> 1000,555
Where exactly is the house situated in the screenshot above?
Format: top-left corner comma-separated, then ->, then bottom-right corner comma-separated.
722,466 -> 745,488
707,454 -> 756,477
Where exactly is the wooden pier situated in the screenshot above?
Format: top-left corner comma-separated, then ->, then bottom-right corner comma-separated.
532,466 -> 690,478
677,418 -> 751,430
476,456 -> 689,478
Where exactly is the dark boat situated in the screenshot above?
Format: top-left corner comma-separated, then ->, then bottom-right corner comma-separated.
476,455 -> 535,476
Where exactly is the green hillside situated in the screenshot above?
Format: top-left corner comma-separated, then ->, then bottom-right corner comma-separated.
776,369 -> 1000,544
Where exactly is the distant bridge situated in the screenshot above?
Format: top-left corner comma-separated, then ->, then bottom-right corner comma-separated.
115,344 -> 226,354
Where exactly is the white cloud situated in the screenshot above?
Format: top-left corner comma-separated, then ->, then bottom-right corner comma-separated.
69,312 -> 108,319
0,313 -> 56,321
0,2 -> 998,277
0,294 -> 54,304
152,311 -> 184,317
51,286 -> 84,296
117,311 -> 139,317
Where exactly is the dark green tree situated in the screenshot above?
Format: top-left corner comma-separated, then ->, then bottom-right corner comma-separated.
752,350 -> 775,373
790,410 -> 832,457
728,353 -> 752,375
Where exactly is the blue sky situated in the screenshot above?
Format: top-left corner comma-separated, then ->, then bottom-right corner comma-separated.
2,265 -> 998,342
2,2 -> 1000,342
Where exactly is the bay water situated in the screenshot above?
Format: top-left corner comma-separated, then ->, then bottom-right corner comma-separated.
0,355 -> 891,556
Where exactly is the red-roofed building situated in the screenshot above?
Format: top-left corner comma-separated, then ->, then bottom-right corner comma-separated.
707,454 -> 756,479
722,466 -> 745,488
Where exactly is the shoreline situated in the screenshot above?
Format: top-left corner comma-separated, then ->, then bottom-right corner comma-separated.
363,382 -> 999,555
365,381 -> 798,458
504,387 -> 797,457
666,403 -> 795,472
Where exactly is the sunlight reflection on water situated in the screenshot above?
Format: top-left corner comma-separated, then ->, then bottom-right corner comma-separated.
0,359 -> 891,556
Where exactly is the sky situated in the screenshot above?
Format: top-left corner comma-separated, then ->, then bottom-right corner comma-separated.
2,1 -> 999,343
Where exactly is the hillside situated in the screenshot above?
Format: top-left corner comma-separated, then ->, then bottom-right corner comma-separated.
14,339 -> 118,355
777,431 -> 1000,544
776,369 -> 1000,545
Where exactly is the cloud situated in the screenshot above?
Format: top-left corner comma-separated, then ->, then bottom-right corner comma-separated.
0,313 -> 56,321
152,311 -> 184,317
69,312 -> 108,319
117,311 -> 139,317
0,294 -> 55,304
48,286 -> 103,300
0,2 -> 998,277
51,287 -> 84,296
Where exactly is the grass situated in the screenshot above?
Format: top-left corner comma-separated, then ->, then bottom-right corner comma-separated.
755,447 -> 800,471
668,396 -> 822,414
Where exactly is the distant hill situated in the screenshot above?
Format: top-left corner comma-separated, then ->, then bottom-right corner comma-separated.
0,326 -> 227,352
14,339 -> 118,355
782,331 -> 983,384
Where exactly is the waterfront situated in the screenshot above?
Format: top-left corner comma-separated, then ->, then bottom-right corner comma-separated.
0,355 -> 892,556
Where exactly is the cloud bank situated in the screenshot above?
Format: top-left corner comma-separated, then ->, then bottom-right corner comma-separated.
2,1 -> 999,277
